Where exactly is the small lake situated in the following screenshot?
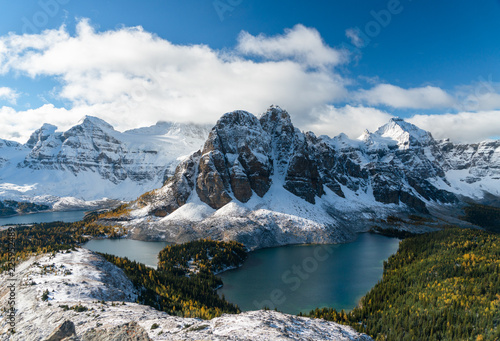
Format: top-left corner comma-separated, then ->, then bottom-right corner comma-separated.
218,233 -> 400,315
83,239 -> 171,268
0,210 -> 88,225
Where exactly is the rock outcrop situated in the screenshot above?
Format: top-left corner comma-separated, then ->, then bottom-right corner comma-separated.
44,320 -> 76,341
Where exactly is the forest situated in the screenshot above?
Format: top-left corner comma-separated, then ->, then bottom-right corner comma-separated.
102,240 -> 244,319
0,213 -> 124,271
305,228 -> 500,341
462,204 -> 500,233
157,239 -> 247,275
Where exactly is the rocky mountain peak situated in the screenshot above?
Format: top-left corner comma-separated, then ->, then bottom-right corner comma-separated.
358,129 -> 372,143
217,110 -> 261,128
25,123 -> 58,148
259,105 -> 294,136
194,110 -> 273,209
375,117 -> 434,149
77,115 -> 115,132
109,107 -> 500,249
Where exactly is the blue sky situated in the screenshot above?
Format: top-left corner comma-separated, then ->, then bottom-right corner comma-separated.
0,0 -> 499,142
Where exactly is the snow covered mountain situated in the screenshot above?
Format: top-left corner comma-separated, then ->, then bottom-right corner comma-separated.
116,106 -> 500,249
0,116 -> 211,209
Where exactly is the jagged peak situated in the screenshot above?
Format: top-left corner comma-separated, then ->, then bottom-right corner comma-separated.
357,129 -> 372,142
373,117 -> 434,149
259,105 -> 295,136
216,110 -> 261,129
377,117 -> 429,136
40,123 -> 58,131
260,105 -> 291,121
77,115 -> 115,131
25,123 -> 58,148
328,132 -> 364,150
125,120 -> 211,138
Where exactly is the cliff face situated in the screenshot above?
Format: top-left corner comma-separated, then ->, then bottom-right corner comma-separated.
122,106 -> 500,248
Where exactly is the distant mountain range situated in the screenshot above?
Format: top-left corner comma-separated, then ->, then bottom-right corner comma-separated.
0,116 -> 211,210
1,106 -> 499,239
108,106 -> 500,249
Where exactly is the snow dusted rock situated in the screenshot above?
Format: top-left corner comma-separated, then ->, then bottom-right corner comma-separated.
197,110 -> 273,207
0,249 -> 372,341
180,310 -> 373,341
124,107 -> 355,248
78,321 -> 151,341
0,117 -> 211,206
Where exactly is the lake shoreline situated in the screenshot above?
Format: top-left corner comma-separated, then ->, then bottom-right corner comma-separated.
0,209 -> 90,226
217,233 -> 401,315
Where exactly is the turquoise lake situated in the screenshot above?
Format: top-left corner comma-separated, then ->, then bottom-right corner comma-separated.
83,239 -> 171,268
218,233 -> 400,314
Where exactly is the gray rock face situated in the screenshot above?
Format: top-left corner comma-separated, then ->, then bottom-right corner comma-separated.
44,320 -> 76,341
141,107 -> 479,214
21,117 -> 162,184
196,110 -> 273,208
25,123 -> 58,149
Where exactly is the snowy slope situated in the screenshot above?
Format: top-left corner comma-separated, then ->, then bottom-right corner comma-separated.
0,117 -> 211,208
0,249 -> 373,341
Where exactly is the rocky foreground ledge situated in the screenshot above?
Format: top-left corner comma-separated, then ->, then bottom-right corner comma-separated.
0,248 -> 372,341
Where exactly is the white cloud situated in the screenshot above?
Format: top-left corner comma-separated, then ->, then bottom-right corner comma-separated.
354,84 -> 456,109
345,28 -> 364,48
457,92 -> 500,111
0,20 -> 498,145
0,87 -> 19,104
0,21 -> 348,142
301,105 -> 394,139
237,24 -> 347,69
408,111 -> 500,143
0,104 -> 79,142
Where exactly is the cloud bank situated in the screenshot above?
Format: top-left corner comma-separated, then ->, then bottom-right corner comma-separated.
354,84 -> 456,109
0,20 -> 498,144
409,111 -> 500,143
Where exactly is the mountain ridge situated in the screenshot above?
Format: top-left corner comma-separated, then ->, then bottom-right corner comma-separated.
0,116 -> 212,209
112,106 -> 500,249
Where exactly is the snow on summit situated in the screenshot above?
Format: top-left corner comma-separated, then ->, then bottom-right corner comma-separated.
1,108 -> 499,221
375,117 -> 434,148
358,117 -> 434,150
